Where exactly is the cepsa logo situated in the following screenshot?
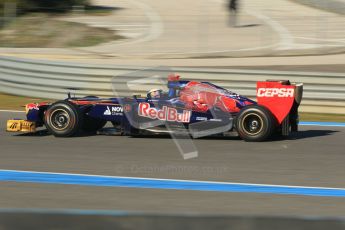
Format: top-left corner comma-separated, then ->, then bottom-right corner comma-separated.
257,88 -> 294,97
138,103 -> 191,123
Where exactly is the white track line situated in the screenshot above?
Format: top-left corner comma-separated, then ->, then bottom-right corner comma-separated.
1,168 -> 345,191
245,9 -> 294,50
296,36 -> 345,44
208,0 -> 282,52
113,0 -> 164,46
0,110 -> 24,113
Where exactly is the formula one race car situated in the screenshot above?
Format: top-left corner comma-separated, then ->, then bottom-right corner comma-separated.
7,75 -> 303,142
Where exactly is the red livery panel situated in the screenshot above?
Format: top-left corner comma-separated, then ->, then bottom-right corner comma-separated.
257,81 -> 297,124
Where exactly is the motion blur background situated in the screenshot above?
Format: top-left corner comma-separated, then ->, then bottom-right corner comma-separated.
0,0 -> 345,116
0,0 -> 345,229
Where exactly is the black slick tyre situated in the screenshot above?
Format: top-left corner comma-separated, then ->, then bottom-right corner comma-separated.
44,101 -> 83,137
235,105 -> 275,142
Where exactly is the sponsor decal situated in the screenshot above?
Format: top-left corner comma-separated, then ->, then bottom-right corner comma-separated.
7,120 -> 36,132
257,88 -> 294,98
25,103 -> 39,114
104,106 -> 111,115
124,104 -> 131,113
26,103 -> 39,110
209,119 -> 222,122
138,102 -> 191,123
196,117 -> 208,121
10,122 -> 18,129
104,106 -> 124,116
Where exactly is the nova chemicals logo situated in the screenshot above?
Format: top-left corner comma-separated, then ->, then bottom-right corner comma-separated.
104,106 -> 124,116
104,106 -> 111,115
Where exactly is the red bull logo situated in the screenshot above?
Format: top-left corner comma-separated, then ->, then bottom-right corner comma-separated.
25,103 -> 39,114
138,103 -> 191,123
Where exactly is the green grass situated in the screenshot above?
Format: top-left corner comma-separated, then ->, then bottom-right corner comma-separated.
0,93 -> 344,122
83,5 -> 118,16
300,113 -> 345,122
0,0 -> 90,14
0,93 -> 51,110
0,13 -> 124,48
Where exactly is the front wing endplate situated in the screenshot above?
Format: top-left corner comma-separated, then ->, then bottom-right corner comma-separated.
7,120 -> 36,132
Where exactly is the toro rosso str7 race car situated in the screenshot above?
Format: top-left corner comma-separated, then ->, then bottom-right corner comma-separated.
7,75 -> 303,142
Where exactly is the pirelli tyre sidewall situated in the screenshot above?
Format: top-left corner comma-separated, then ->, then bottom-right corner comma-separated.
44,101 -> 83,137
235,105 -> 275,142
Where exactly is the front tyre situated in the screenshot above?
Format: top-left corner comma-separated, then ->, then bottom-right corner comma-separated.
235,105 -> 275,142
44,101 -> 83,137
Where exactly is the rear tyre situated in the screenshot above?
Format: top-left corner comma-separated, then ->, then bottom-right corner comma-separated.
235,105 -> 275,142
44,101 -> 83,137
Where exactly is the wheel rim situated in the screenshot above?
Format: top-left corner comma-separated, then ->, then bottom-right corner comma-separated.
241,113 -> 264,136
50,109 -> 71,131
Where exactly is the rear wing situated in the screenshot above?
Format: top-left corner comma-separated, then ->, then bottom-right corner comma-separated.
257,80 -> 303,125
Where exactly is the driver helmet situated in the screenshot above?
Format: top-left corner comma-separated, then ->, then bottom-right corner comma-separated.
147,89 -> 163,99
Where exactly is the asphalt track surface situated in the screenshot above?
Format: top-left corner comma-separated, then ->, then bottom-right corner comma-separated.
0,111 -> 345,217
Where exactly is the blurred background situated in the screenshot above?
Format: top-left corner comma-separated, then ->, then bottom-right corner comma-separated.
0,0 -> 344,118
0,0 -> 345,229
